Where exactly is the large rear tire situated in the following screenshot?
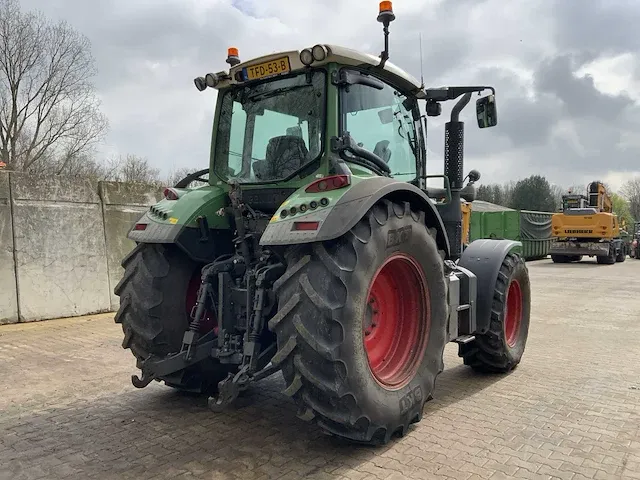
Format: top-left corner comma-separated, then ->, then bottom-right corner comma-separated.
459,252 -> 531,373
114,243 -> 231,393
269,199 -> 448,445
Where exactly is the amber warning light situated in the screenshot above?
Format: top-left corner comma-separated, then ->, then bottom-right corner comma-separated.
379,1 -> 393,14
227,47 -> 240,66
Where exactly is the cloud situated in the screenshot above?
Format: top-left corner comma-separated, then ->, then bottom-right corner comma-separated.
17,0 -> 640,191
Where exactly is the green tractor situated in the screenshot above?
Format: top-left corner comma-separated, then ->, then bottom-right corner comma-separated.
115,3 -> 531,445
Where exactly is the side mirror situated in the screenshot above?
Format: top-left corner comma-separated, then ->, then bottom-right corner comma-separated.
476,94 -> 497,128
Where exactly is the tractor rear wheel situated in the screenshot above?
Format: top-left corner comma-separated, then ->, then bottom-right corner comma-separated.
615,247 -> 626,263
269,199 -> 448,445
459,252 -> 531,373
114,243 -> 231,393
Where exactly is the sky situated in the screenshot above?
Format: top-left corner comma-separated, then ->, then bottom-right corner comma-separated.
19,0 -> 640,191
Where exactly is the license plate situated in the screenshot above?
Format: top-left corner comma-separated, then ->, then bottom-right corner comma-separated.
243,57 -> 291,81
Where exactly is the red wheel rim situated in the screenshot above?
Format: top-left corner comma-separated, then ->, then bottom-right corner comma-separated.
504,279 -> 522,348
185,271 -> 218,335
363,253 -> 429,390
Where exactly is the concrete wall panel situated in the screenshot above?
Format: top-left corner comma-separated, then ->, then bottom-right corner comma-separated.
11,174 -> 111,321
100,181 -> 163,310
0,172 -> 18,324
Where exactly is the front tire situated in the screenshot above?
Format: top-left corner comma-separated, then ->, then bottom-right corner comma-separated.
459,252 -> 531,373
269,200 -> 448,445
114,243 -> 230,393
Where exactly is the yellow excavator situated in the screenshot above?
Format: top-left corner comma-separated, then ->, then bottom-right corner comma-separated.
550,181 -> 626,264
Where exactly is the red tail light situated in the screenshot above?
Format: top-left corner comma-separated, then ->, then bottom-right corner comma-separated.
134,223 -> 147,231
163,187 -> 180,200
292,221 -> 320,231
304,175 -> 350,194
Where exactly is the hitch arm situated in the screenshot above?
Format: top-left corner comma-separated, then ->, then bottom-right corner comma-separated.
131,333 -> 217,389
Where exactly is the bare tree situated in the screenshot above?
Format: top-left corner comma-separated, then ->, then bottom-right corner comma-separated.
166,166 -> 208,188
621,177 -> 640,221
110,154 -> 160,184
0,0 -> 108,172
549,184 -> 565,212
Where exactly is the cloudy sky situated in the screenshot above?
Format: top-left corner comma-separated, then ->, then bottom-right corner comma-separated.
19,0 -> 640,190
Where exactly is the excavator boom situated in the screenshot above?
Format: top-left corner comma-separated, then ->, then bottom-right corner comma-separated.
587,181 -> 612,213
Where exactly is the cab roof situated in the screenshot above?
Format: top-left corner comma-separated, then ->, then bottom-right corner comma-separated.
216,44 -> 425,98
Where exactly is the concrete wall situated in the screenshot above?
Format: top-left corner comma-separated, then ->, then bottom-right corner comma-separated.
100,182 -> 161,311
0,172 -> 163,323
0,173 -> 18,324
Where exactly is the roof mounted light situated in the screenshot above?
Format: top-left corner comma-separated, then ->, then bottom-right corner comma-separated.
377,1 -> 395,68
205,73 -> 218,88
226,47 -> 241,66
194,76 -> 207,91
377,1 -> 395,22
311,44 -> 327,62
300,48 -> 314,66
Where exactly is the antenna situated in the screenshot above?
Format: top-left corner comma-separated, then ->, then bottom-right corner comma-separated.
419,32 -> 424,89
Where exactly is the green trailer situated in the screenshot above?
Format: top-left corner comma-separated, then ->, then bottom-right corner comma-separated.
469,201 -> 555,260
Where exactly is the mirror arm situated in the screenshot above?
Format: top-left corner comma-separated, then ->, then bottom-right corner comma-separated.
424,86 -> 495,102
450,92 -> 472,122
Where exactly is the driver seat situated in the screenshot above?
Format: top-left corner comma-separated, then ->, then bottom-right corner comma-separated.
255,135 -> 308,181
373,140 -> 392,163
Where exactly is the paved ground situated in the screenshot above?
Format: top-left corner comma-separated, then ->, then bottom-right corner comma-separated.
1,257 -> 640,480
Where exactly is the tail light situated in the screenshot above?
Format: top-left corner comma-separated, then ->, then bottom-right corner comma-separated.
304,175 -> 350,194
133,223 -> 147,231
292,221 -> 320,231
163,187 -> 180,200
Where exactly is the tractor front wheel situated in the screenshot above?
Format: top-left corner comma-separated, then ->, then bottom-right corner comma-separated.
269,199 -> 448,445
459,252 -> 531,373
114,243 -> 231,393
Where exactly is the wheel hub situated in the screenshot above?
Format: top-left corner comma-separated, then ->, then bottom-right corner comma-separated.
363,253 -> 430,390
504,279 -> 522,348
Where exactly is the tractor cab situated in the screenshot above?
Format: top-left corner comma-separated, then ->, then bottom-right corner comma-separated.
191,5 -> 496,259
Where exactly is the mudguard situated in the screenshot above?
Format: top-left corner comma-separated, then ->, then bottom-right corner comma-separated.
458,238 -> 522,334
125,185 -> 234,264
260,176 -> 451,258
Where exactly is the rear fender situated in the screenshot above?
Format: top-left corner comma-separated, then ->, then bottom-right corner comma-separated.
259,176 -> 451,258
126,185 -> 233,263
458,238 -> 522,334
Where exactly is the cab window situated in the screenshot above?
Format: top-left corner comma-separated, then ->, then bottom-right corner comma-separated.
339,72 -> 419,182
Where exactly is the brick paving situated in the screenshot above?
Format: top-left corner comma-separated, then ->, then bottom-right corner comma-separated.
1,258 -> 640,480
